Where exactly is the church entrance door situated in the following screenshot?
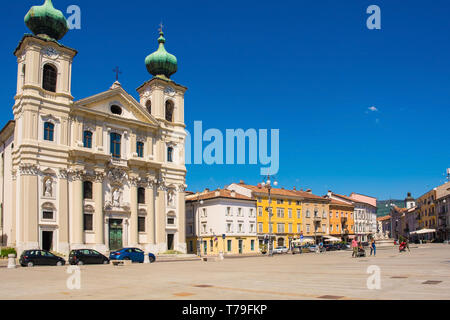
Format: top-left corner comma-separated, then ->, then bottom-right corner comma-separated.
167,234 -> 174,251
109,219 -> 123,251
42,231 -> 53,251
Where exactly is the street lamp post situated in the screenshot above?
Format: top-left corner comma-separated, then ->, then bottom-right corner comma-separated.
196,194 -> 204,257
261,175 -> 278,257
385,200 -> 395,238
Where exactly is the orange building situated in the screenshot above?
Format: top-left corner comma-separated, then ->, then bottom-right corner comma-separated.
328,199 -> 355,242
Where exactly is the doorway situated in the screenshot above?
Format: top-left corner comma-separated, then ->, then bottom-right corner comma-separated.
42,231 -> 53,251
109,219 -> 123,251
238,240 -> 243,254
167,234 -> 174,251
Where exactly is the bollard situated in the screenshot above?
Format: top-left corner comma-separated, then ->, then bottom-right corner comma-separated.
7,254 -> 17,269
218,252 -> 224,261
144,253 -> 150,264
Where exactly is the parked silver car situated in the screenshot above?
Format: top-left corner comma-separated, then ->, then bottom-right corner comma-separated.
273,246 -> 289,254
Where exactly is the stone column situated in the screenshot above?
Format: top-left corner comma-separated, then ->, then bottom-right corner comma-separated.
155,185 -> 166,247
94,172 -> 105,245
177,186 -> 187,253
71,171 -> 84,246
146,181 -> 156,245
129,176 -> 139,246
20,165 -> 39,250
58,170 -> 69,254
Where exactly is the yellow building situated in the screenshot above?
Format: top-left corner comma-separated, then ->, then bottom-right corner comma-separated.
227,182 -> 331,248
185,189 -> 259,256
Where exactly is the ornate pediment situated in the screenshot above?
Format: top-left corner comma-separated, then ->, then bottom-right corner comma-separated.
73,86 -> 159,127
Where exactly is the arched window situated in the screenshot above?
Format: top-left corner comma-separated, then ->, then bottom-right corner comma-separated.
165,100 -> 174,122
83,181 -> 93,199
145,100 -> 151,114
44,122 -> 55,141
138,187 -> 146,204
167,147 -> 173,163
43,64 -> 57,92
83,131 -> 93,148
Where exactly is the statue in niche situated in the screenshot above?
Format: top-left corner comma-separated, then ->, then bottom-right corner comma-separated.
44,178 -> 53,197
168,190 -> 176,207
112,188 -> 121,207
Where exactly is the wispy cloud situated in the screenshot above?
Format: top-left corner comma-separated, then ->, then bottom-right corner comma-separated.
368,106 -> 378,112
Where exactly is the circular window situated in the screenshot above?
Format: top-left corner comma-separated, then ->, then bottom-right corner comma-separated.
111,105 -> 122,115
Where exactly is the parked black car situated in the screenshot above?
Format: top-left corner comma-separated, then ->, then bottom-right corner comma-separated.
19,250 -> 65,267
69,249 -> 110,265
324,244 -> 339,251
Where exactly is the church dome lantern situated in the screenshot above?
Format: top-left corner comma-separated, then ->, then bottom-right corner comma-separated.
145,30 -> 178,80
24,0 -> 69,41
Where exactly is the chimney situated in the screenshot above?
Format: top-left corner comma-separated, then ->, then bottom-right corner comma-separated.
306,189 -> 312,194
215,190 -> 220,196
257,183 -> 262,188
293,187 -> 296,191
327,191 -> 332,198
239,180 -> 245,185
202,188 -> 210,194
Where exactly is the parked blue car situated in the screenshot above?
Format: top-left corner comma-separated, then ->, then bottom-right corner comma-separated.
109,248 -> 156,263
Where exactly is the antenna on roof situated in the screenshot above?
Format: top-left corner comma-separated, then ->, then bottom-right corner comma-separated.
446,168 -> 450,183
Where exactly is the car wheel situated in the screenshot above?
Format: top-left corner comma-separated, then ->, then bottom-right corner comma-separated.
77,260 -> 84,266
56,261 -> 63,266
150,257 -> 156,263
27,261 -> 34,267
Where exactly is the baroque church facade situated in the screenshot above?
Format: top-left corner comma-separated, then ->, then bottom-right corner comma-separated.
0,0 -> 187,255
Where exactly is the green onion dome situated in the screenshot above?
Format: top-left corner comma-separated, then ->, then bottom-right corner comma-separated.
145,31 -> 178,80
24,0 -> 69,41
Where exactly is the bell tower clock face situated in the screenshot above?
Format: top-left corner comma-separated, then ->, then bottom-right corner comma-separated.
164,86 -> 175,97
42,47 -> 60,59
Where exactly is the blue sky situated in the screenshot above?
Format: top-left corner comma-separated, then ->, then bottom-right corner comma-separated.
1,0 -> 449,200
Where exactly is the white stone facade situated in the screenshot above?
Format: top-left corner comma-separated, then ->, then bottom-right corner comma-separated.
0,34 -> 187,256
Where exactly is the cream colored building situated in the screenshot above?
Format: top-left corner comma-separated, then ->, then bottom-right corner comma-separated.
0,1 -> 187,255
185,189 -> 258,255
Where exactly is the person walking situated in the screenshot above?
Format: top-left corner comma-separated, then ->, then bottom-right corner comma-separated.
370,239 -> 376,256
351,238 -> 358,258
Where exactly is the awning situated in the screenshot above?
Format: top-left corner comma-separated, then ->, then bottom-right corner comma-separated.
347,235 -> 356,239
292,237 -> 315,244
323,235 -> 341,242
409,229 -> 436,235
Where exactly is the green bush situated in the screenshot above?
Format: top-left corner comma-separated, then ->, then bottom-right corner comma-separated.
0,248 -> 17,258
162,250 -> 183,255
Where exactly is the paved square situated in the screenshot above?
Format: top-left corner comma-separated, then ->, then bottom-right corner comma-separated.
1,244 -> 449,300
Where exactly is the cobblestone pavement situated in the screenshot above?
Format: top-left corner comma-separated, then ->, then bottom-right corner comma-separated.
0,244 -> 449,300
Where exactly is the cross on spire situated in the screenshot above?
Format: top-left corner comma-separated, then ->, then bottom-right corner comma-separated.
113,66 -> 122,82
159,22 -> 164,33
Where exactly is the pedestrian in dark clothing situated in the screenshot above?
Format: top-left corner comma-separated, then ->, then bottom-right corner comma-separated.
370,240 -> 376,256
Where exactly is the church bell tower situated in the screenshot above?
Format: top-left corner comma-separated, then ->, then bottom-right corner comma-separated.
12,0 -> 77,253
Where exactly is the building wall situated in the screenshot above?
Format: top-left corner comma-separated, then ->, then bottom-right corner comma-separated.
329,203 -> 355,239
185,197 -> 258,255
2,35 -> 187,256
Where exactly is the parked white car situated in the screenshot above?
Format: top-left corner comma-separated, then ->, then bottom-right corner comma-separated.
273,246 -> 289,254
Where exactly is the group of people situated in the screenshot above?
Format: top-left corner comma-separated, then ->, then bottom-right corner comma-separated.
351,238 -> 377,257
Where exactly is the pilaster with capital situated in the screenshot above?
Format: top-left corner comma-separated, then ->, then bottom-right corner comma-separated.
94,171 -> 105,244
129,174 -> 140,246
